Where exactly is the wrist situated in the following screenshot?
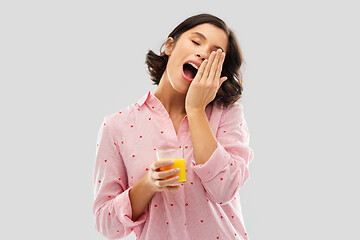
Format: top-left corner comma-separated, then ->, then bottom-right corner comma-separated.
186,108 -> 205,117
141,172 -> 156,195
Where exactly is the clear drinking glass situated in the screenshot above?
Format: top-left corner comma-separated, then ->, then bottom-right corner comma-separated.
156,147 -> 187,183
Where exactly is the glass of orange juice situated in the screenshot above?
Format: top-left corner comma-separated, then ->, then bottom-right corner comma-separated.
156,147 -> 187,183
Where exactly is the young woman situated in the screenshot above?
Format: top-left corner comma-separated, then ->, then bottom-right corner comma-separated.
93,13 -> 254,240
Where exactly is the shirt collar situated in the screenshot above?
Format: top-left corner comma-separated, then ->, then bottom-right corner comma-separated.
136,90 -> 152,107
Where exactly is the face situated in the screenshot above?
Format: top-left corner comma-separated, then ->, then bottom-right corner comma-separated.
163,23 -> 228,94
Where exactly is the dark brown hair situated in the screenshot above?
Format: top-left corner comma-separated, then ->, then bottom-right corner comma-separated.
145,13 -> 246,109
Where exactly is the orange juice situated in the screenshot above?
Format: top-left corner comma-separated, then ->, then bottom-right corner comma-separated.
159,158 -> 187,183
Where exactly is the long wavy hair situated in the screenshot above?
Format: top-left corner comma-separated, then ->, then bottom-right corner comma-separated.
145,13 -> 246,109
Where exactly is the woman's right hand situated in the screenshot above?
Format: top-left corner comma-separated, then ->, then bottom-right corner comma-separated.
145,159 -> 182,192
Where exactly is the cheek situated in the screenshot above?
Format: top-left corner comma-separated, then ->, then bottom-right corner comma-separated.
168,41 -> 194,72
173,45 -> 193,67
174,41 -> 193,56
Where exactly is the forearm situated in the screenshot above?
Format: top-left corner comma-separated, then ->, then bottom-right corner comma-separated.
187,109 -> 217,165
129,174 -> 156,221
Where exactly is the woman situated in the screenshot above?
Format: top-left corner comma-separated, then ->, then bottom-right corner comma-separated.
93,13 -> 254,240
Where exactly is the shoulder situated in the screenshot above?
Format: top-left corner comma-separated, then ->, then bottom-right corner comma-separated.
213,101 -> 244,118
212,102 -> 246,130
102,103 -> 138,133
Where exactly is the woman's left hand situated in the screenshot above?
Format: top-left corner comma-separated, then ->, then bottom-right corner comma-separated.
185,48 -> 227,113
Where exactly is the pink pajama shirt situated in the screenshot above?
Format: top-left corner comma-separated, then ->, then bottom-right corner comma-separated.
93,90 -> 254,240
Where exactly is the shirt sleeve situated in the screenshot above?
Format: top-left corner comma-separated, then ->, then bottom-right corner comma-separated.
92,116 -> 149,239
191,103 -> 254,205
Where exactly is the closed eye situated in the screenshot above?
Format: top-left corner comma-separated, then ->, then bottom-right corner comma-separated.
192,40 -> 200,45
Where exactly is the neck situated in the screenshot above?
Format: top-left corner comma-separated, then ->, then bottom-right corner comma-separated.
154,71 -> 187,117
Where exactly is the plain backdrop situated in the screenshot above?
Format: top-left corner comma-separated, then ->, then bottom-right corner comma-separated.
1,0 -> 359,239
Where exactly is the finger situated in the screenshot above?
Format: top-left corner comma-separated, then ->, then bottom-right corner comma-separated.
214,51 -> 226,85
167,183 -> 182,189
153,160 -> 174,171
206,49 -> 222,85
151,163 -> 157,171
193,58 -> 208,83
167,175 -> 181,185
157,176 -> 180,187
157,168 -> 179,180
152,164 -> 160,172
151,171 -> 160,181
219,76 -> 228,87
201,51 -> 216,83
151,169 -> 165,181
166,182 -> 180,187
155,180 -> 166,188
201,50 -> 216,83
168,186 -> 182,191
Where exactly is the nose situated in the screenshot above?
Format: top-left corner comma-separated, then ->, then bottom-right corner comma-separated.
196,53 -> 208,62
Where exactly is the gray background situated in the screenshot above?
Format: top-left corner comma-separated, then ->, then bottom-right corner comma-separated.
1,0 -> 359,239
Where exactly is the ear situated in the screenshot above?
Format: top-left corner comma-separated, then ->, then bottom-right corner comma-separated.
164,37 -> 175,56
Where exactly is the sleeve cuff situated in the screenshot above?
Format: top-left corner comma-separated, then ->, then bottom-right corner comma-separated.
191,140 -> 231,183
113,187 -> 149,228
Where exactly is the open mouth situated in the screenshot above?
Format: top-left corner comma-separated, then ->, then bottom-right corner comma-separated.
182,63 -> 198,81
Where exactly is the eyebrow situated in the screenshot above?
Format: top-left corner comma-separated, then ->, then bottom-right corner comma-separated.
190,32 -> 224,52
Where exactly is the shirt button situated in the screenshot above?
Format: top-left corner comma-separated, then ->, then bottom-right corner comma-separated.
208,171 -> 211,174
